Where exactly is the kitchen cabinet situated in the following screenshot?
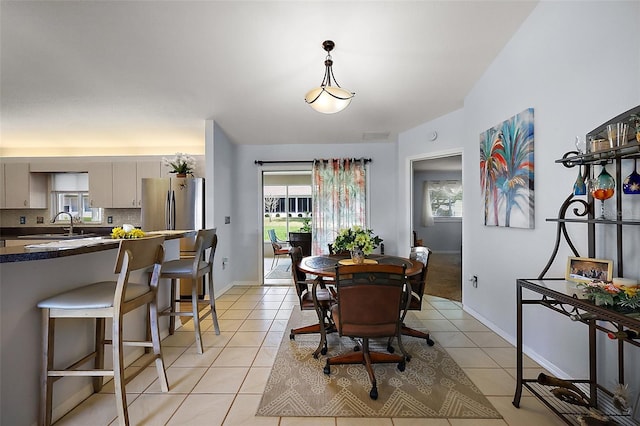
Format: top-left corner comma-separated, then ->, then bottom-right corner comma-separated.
103,161 -> 161,209
3,163 -> 47,209
0,163 -> 5,209
112,161 -> 161,208
136,161 -> 161,206
112,162 -> 137,208
87,162 -> 113,208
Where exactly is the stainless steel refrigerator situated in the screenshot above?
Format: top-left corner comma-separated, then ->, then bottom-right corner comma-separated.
141,177 -> 205,298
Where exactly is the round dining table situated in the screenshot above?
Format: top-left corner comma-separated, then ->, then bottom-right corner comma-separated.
299,254 -> 422,277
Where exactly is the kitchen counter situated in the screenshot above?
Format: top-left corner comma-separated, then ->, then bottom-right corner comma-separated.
0,230 -> 194,263
0,230 -> 194,425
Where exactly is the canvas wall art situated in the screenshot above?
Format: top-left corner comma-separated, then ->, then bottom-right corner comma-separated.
480,108 -> 534,228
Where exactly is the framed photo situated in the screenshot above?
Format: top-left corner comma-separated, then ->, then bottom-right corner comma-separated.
565,257 -> 613,284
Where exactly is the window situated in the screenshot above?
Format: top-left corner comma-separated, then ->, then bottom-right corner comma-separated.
50,173 -> 103,223
52,192 -> 102,223
422,180 -> 463,225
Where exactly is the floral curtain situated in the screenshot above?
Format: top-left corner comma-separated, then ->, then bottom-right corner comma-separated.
312,159 -> 367,255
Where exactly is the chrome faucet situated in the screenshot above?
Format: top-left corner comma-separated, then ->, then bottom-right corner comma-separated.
52,211 -> 74,236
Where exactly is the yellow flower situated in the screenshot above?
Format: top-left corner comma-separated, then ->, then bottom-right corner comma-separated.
111,226 -> 145,239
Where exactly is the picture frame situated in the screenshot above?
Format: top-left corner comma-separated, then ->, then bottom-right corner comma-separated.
565,257 -> 613,284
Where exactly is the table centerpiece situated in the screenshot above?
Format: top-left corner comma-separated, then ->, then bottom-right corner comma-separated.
578,279 -> 640,312
333,225 -> 382,264
111,224 -> 145,239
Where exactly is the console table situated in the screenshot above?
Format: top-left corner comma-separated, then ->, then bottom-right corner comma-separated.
513,278 -> 640,425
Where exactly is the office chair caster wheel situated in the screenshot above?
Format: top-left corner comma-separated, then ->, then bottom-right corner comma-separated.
406,355 -> 412,362
369,386 -> 378,400
354,345 -> 360,352
290,333 -> 295,340
321,347 -> 327,355
387,345 -> 395,353
323,364 -> 331,375
397,361 -> 406,372
426,337 -> 435,346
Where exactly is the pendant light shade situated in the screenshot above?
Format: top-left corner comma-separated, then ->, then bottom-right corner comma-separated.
305,40 -> 354,114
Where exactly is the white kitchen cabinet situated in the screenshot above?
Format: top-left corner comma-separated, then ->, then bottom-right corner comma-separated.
3,163 -> 47,209
136,161 -> 161,206
87,162 -> 113,208
0,163 -> 5,209
112,162 -> 137,208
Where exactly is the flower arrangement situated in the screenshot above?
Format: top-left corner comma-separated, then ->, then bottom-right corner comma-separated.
333,225 -> 382,255
578,279 -> 640,310
163,152 -> 196,176
111,224 -> 145,239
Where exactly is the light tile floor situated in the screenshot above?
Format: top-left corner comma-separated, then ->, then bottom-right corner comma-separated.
55,285 -> 566,426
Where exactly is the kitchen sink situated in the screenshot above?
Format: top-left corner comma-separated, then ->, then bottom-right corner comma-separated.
18,233 -> 100,240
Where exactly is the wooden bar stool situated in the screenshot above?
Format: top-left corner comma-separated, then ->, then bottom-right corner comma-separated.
37,236 -> 169,426
159,228 -> 220,354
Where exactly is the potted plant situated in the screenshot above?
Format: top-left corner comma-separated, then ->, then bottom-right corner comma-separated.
163,152 -> 196,177
333,225 -> 382,264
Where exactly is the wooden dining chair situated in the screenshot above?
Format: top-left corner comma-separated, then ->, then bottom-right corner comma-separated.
159,228 -> 220,354
37,236 -> 169,426
289,246 -> 337,358
323,263 -> 409,400
387,246 -> 435,359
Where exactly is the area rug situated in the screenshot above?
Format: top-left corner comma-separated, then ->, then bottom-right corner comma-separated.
264,264 -> 291,280
256,310 -> 501,418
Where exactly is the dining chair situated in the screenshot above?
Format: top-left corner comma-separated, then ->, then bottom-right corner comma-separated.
323,263 -> 409,400
268,228 -> 290,268
289,246 -> 337,358
38,236 -> 169,426
387,246 -> 435,359
159,228 -> 220,354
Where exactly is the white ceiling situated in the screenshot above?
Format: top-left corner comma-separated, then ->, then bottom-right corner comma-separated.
0,1 -> 537,157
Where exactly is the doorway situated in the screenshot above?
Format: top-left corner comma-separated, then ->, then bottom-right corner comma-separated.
262,170 -> 312,285
411,152 -> 463,301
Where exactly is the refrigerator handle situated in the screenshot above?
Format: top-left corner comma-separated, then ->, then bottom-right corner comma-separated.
165,190 -> 171,229
170,190 -> 176,230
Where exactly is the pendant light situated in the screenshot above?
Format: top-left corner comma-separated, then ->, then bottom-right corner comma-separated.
304,40 -> 355,114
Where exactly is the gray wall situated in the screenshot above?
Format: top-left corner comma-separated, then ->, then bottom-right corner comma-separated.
399,0 -> 640,399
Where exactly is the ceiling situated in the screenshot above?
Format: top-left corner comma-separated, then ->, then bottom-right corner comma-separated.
0,1 -> 537,157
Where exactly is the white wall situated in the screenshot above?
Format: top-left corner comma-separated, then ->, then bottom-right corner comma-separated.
205,120 -> 236,293
400,0 -> 640,398
233,142 -> 398,283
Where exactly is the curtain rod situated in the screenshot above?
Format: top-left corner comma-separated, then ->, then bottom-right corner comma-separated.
254,158 -> 372,166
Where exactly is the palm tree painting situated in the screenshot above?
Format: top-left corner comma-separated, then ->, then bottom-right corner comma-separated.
480,108 -> 534,228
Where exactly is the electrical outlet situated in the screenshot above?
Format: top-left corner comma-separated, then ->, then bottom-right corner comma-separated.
19,216 -> 26,224
107,216 -> 113,224
37,216 -> 44,224
225,216 -> 231,224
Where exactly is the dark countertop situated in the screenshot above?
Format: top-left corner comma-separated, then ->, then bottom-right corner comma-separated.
0,226 -> 114,239
0,230 -> 195,263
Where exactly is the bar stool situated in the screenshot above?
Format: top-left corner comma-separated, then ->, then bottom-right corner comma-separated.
38,236 -> 169,426
159,228 -> 220,354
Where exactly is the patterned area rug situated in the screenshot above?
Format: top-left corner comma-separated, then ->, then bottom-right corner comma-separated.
256,310 -> 501,418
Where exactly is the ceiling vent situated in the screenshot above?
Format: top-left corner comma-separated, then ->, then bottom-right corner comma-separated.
362,131 -> 390,141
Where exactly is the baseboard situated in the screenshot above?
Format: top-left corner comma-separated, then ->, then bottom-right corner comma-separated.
462,304 -> 570,379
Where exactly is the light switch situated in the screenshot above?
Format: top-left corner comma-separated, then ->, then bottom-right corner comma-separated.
225,216 -> 231,224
